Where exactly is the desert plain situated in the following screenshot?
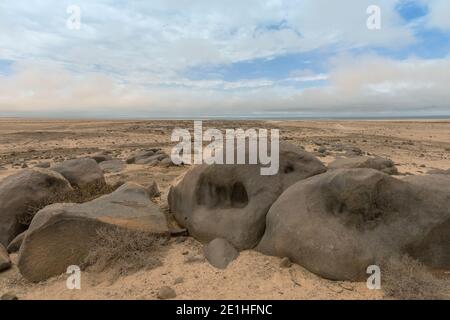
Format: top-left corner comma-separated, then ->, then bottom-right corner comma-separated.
0,118 -> 449,300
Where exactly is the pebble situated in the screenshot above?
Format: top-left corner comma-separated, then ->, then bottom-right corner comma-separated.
157,286 -> 176,300
280,257 -> 292,268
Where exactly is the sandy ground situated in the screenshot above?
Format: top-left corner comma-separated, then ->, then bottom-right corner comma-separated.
0,118 -> 449,300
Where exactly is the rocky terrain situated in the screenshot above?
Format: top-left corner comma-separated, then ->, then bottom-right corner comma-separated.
0,118 -> 449,300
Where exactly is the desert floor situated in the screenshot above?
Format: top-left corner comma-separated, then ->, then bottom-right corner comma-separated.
0,118 -> 449,300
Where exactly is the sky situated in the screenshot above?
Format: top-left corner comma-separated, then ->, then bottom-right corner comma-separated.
0,0 -> 449,118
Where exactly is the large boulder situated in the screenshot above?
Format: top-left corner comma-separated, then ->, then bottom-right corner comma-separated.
51,158 -> 105,188
18,183 -> 169,282
257,169 -> 450,281
328,156 -> 398,175
168,142 -> 326,250
0,244 -> 11,272
0,168 -> 73,246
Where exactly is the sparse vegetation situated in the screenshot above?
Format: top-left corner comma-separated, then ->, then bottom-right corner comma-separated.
83,227 -> 164,279
382,255 -> 446,300
20,183 -> 117,226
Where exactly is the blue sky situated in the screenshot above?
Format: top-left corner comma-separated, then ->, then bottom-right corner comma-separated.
0,0 -> 449,117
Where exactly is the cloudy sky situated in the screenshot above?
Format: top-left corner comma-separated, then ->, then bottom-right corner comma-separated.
0,0 -> 449,118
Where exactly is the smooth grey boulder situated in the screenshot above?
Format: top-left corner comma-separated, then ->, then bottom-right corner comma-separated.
51,158 -> 105,188
169,142 -> 326,250
204,238 -> 239,269
257,169 -> 450,281
7,231 -> 26,253
328,156 -> 398,175
0,168 -> 73,246
18,183 -> 169,282
99,160 -> 125,173
0,244 -> 11,272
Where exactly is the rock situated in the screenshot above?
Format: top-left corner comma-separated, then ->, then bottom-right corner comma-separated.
159,157 -> 173,167
51,158 -> 105,188
157,286 -> 176,299
427,168 -> 450,175
318,146 -> 327,154
99,160 -> 125,173
279,257 -> 292,268
1,292 -> 18,300
257,169 -> 450,281
18,183 -> 169,282
169,142 -> 326,250
147,181 -> 160,198
135,154 -> 167,165
203,238 -> 239,269
126,150 -> 156,164
90,152 -> 113,163
7,231 -> 26,253
112,180 -> 125,189
0,244 -> 11,272
0,168 -> 73,246
328,156 -> 398,175
34,162 -> 51,168
173,277 -> 184,285
344,147 -> 363,157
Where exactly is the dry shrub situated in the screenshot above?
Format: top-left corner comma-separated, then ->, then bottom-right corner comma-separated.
83,227 -> 164,279
383,255 -> 446,300
20,183 -> 117,226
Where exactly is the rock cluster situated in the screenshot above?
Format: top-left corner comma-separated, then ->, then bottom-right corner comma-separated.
169,142 -> 326,249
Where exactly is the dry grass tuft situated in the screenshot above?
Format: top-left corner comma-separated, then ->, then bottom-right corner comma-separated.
83,227 -> 164,279
382,255 -> 446,300
20,183 -> 117,226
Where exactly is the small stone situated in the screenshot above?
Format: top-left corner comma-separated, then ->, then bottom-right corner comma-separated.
1,293 -> 18,300
280,257 -> 292,268
318,146 -> 327,154
157,286 -> 176,300
203,238 -> 239,269
159,158 -> 172,167
174,277 -> 184,285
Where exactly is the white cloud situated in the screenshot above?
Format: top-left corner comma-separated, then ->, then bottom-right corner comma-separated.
424,0 -> 450,31
0,1 -> 448,116
1,55 -> 449,116
0,0 -> 417,82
